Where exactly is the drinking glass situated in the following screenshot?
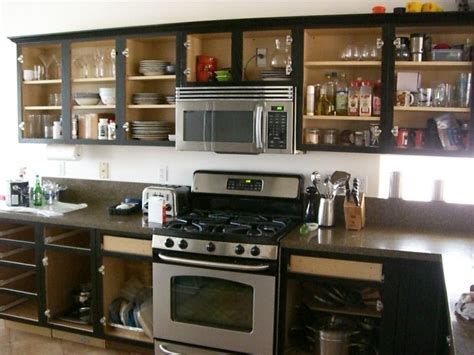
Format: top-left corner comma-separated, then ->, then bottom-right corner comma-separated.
341,45 -> 360,61
105,48 -> 116,78
38,54 -> 54,80
52,54 -> 61,79
94,49 -> 105,78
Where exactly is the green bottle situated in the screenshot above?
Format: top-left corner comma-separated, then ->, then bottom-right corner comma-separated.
33,175 -> 43,206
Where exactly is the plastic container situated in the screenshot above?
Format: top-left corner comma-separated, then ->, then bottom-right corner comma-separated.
306,85 -> 315,115
428,49 -> 463,61
98,118 -> 109,140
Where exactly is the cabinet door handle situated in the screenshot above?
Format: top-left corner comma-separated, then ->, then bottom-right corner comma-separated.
121,48 -> 129,58
17,55 -> 24,63
183,68 -> 191,76
376,38 -> 384,49
98,265 -> 105,275
18,122 -> 25,131
100,316 -> 106,325
183,41 -> 191,49
44,309 -> 51,318
393,38 -> 401,49
42,257 -> 48,267
122,122 -> 130,132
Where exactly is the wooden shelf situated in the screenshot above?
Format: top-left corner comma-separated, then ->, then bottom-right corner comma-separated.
23,79 -> 61,85
0,298 -> 38,321
394,106 -> 469,113
24,106 -> 61,111
50,319 -> 93,332
128,75 -> 176,81
72,77 -> 115,83
105,324 -> 153,344
73,105 -> 115,110
305,301 -> 381,318
127,104 -> 175,109
305,61 -> 381,68
395,61 -> 471,69
303,115 -> 380,121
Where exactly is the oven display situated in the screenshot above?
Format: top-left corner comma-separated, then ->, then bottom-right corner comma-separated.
226,178 -> 263,191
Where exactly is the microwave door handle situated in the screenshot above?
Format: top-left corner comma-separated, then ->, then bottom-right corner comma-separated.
255,105 -> 263,149
158,253 -> 270,271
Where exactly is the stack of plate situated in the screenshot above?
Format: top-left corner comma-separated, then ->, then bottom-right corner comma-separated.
132,93 -> 165,105
138,60 -> 167,76
165,95 -> 176,105
131,121 -> 173,140
260,68 -> 291,81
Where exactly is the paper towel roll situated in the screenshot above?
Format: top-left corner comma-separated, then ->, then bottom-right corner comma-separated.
45,145 -> 82,161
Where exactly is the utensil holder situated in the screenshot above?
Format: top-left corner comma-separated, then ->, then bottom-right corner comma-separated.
318,198 -> 335,227
343,193 -> 365,230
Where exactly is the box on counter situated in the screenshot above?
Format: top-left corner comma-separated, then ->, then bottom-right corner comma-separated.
343,193 -> 365,231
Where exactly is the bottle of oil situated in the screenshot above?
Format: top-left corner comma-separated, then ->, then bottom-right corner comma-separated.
335,72 -> 348,115
317,86 -> 333,116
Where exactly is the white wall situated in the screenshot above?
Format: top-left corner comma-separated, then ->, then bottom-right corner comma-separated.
0,0 -> 467,201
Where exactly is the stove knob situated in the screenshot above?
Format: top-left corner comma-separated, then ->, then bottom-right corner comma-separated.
250,246 -> 261,256
206,242 -> 216,252
164,238 -> 174,248
235,244 -> 245,255
178,239 -> 188,250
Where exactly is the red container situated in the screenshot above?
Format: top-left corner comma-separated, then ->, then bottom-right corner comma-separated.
196,55 -> 217,82
396,128 -> 410,148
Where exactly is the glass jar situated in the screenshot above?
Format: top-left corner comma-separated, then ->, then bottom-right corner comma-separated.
323,129 -> 337,145
270,39 -> 290,68
305,128 -> 321,144
395,37 -> 411,61
354,131 -> 364,146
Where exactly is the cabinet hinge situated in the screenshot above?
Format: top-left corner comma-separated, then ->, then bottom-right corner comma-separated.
100,316 -> 106,325
376,38 -> 384,49
121,48 -> 129,58
122,122 -> 130,132
393,38 -> 401,49
98,265 -> 105,275
376,300 -> 384,312
184,41 -> 191,49
110,49 -> 117,59
391,126 -> 399,136
44,309 -> 51,318
183,68 -> 191,76
18,122 -> 25,131
17,55 -> 24,64
42,257 -> 48,267
286,35 -> 293,46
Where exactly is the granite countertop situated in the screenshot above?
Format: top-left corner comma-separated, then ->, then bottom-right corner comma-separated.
281,225 -> 474,355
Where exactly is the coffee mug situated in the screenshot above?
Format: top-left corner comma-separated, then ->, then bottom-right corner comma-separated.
23,69 -> 34,81
417,88 -> 432,107
396,90 -> 415,106
396,128 -> 410,148
412,129 -> 425,149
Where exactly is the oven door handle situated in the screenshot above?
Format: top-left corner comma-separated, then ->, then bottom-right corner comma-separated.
255,104 -> 263,149
159,344 -> 183,355
158,253 -> 271,271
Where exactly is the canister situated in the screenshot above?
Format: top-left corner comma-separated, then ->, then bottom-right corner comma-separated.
323,129 -> 337,145
305,128 -> 321,144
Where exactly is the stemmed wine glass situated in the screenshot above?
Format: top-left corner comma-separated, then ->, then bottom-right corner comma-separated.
38,54 -> 54,80
94,49 -> 105,78
52,54 -> 61,79
105,48 -> 116,78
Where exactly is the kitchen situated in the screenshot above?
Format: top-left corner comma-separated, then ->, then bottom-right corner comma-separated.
0,0 -> 473,354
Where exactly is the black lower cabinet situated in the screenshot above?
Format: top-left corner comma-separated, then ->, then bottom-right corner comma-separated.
277,251 -> 449,355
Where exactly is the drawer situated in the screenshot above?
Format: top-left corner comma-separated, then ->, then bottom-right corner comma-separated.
289,255 -> 383,282
103,235 -> 151,257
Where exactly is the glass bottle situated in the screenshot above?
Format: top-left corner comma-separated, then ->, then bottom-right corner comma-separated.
335,72 -> 349,116
359,80 -> 373,116
318,86 -> 333,116
323,73 -> 336,111
304,186 -> 318,223
270,39 -> 289,68
33,175 -> 43,206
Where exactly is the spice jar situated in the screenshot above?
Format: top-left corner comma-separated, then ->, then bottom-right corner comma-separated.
323,129 -> 337,145
354,131 -> 364,146
305,128 -> 321,144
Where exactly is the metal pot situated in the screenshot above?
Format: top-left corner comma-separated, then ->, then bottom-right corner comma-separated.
315,330 -> 362,355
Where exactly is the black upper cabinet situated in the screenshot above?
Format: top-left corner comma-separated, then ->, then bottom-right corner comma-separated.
10,12 -> 474,156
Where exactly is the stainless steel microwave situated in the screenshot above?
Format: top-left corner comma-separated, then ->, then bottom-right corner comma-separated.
175,86 -> 295,154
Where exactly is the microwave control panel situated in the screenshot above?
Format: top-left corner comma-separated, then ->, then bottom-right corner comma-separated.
267,108 -> 287,149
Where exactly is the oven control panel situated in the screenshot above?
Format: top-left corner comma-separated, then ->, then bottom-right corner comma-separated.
152,235 -> 278,260
226,178 -> 263,192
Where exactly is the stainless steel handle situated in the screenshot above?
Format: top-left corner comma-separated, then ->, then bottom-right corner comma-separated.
17,55 -> 24,63
255,105 -> 263,149
393,38 -> 401,49
122,122 -> 130,132
18,122 -> 25,131
159,253 -> 270,271
159,344 -> 183,355
376,38 -> 384,49
122,48 -> 129,58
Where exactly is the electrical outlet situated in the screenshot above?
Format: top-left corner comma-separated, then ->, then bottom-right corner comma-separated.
256,48 -> 267,67
158,166 -> 168,182
99,162 -> 109,179
58,161 -> 66,176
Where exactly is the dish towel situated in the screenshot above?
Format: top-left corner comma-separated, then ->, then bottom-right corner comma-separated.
455,292 -> 474,320
0,201 -> 87,217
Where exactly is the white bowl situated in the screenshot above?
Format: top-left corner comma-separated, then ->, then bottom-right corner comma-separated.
100,94 -> 116,105
75,97 -> 100,106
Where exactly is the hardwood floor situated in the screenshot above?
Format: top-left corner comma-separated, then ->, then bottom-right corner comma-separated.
0,319 -> 145,355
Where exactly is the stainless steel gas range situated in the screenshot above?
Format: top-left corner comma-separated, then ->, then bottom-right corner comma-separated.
152,170 -> 303,355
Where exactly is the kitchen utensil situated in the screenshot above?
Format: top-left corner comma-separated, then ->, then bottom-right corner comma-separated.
330,171 -> 351,185
310,171 -> 321,195
389,171 -> 402,198
352,178 -> 360,206
318,198 -> 335,227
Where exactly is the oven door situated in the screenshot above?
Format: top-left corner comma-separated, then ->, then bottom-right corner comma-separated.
153,252 -> 276,354
176,99 -> 265,154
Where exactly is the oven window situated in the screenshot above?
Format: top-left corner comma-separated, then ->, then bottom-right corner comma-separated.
210,111 -> 254,143
171,276 -> 253,332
